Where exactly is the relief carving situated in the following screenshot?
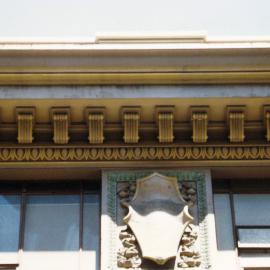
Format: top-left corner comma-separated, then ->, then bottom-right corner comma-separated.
117,173 -> 201,269
177,224 -> 201,268
117,226 -> 142,268
117,182 -> 142,269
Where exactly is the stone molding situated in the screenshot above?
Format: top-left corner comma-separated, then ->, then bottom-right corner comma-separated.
0,144 -> 269,163
1,41 -> 270,85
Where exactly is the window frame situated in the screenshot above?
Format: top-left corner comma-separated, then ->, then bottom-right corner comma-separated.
0,180 -> 101,252
213,179 -> 270,251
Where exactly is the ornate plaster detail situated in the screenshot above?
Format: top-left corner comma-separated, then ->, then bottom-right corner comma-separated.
265,112 -> 270,142
105,171 -> 210,270
117,182 -> 141,269
264,106 -> 270,142
51,107 -> 70,144
122,173 -> 193,265
117,226 -> 142,269
16,107 -> 35,144
227,106 -> 245,143
0,144 -> 269,163
180,181 -> 197,206
177,224 -> 201,268
156,106 -> 175,143
122,107 -> 141,144
85,107 -> 105,144
191,107 -> 208,143
88,113 -> 104,144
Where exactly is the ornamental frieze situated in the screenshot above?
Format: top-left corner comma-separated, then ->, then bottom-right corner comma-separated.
0,144 -> 269,162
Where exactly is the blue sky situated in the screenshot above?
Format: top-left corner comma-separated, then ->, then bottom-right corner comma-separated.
0,0 -> 269,38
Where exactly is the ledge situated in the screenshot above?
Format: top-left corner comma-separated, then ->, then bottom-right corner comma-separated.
0,40 -> 270,85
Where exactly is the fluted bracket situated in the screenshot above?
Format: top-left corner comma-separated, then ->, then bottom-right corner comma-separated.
51,107 -> 70,144
227,106 -> 246,143
121,107 -> 141,143
264,105 -> 270,142
156,106 -> 175,143
85,107 -> 105,144
191,106 -> 209,143
16,107 -> 35,144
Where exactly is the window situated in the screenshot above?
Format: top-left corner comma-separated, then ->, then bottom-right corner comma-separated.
24,195 -> 81,251
0,181 -> 100,270
213,179 -> 270,269
234,194 -> 270,249
0,195 -> 20,252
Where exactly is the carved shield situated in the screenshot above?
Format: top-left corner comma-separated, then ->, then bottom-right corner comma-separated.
123,173 -> 193,265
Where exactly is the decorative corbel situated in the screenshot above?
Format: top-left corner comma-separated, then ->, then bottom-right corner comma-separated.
190,106 -> 209,143
16,107 -> 35,144
264,105 -> 270,142
85,107 -> 105,144
155,106 -> 175,143
51,107 -> 70,144
121,107 -> 141,143
227,106 -> 246,143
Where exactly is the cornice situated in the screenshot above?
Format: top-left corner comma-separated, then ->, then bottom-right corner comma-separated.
0,40 -> 270,85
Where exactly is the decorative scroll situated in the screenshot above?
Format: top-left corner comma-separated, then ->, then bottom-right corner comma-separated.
264,107 -> 270,142
122,110 -> 140,144
16,107 -> 35,144
51,108 -> 70,144
156,106 -> 175,143
17,114 -> 34,144
88,113 -> 104,144
85,107 -> 105,144
227,106 -> 245,143
52,113 -> 69,144
191,111 -> 208,143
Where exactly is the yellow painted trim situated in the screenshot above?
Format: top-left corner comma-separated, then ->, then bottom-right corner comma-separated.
0,71 -> 270,85
0,143 -> 268,164
1,65 -> 270,73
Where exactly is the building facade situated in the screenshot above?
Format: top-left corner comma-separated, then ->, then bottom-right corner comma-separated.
0,37 -> 269,270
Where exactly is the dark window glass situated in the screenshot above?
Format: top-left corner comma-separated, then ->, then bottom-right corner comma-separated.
0,195 -> 20,252
83,194 -> 100,250
24,195 -> 80,251
234,194 -> 270,226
